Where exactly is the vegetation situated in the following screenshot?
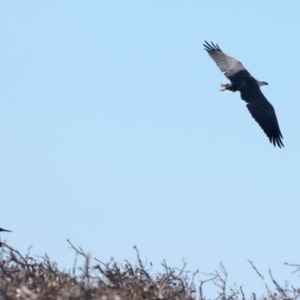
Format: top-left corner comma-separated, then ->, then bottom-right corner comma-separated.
0,240 -> 298,300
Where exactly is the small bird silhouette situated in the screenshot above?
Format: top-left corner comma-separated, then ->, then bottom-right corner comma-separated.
0,228 -> 12,232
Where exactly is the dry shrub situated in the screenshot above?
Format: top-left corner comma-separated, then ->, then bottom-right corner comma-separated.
0,240 -> 298,300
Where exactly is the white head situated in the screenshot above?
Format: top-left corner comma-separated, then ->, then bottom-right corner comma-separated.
257,80 -> 268,87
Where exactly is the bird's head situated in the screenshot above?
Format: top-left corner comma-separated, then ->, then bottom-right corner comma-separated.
257,80 -> 268,87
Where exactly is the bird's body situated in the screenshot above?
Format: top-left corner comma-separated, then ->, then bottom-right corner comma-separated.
203,41 -> 284,148
0,228 -> 12,233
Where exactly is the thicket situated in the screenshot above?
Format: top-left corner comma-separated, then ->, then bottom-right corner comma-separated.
0,240 -> 298,300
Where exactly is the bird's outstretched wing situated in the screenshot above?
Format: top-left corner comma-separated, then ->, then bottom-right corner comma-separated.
203,41 -> 250,82
239,79 -> 284,148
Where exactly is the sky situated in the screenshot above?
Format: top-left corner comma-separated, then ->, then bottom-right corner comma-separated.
1,1 -> 300,298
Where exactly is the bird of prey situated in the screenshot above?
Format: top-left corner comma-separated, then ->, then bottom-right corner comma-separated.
203,41 -> 284,148
0,228 -> 12,233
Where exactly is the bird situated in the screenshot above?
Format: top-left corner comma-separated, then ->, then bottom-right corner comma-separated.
0,228 -> 12,233
203,41 -> 284,148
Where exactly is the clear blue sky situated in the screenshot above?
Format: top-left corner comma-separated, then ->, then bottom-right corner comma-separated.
1,1 -> 300,297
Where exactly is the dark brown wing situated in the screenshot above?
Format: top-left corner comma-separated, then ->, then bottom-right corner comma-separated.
239,79 -> 284,148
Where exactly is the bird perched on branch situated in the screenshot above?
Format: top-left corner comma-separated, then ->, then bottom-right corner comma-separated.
0,228 -> 12,233
203,41 -> 284,148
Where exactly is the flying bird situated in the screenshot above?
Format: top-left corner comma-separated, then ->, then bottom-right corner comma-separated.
203,41 -> 284,148
0,228 -> 12,233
